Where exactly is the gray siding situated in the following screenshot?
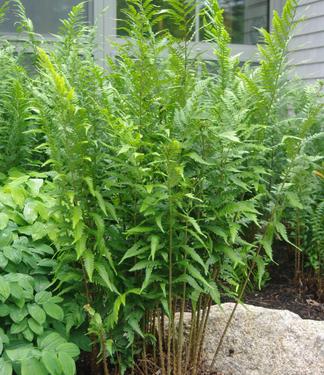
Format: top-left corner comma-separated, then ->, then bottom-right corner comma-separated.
289,0 -> 324,81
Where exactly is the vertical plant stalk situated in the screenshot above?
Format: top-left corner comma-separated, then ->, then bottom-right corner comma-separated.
176,284 -> 186,375
81,263 -> 101,375
195,268 -> 220,371
167,177 -> 174,375
294,208 -> 303,289
142,312 -> 149,375
157,309 -> 166,375
184,308 -> 196,374
209,251 -> 259,370
100,330 -> 110,375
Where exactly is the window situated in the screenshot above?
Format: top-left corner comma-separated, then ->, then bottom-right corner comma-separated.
0,0 -> 278,62
116,0 -> 269,45
0,0 -> 88,35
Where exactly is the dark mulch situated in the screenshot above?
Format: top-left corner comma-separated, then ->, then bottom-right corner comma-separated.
243,281 -> 324,320
242,245 -> 324,321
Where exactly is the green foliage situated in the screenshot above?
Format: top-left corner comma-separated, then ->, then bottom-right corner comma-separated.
0,172 -> 80,375
0,45 -> 38,172
0,0 -> 323,374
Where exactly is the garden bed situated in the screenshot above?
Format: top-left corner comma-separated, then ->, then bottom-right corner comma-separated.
244,282 -> 324,321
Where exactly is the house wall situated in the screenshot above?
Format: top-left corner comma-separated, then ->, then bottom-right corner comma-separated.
289,0 -> 324,84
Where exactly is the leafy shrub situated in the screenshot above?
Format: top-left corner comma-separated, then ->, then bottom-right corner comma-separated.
0,171 -> 80,375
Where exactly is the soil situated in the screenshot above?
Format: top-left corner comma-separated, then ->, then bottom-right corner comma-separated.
242,246 -> 324,321
244,281 -> 324,321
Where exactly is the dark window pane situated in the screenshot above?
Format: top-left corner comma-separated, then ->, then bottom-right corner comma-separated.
214,0 -> 269,44
117,0 -> 269,45
0,0 -> 88,34
117,0 -> 195,40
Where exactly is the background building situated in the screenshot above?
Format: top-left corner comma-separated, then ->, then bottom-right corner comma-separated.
290,0 -> 324,84
0,0 -> 322,84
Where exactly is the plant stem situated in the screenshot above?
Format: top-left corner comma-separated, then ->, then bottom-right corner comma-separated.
157,309 -> 166,375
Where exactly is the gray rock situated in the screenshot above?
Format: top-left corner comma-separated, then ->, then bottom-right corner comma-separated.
199,303 -> 324,375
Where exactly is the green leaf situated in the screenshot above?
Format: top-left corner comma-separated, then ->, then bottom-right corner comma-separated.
0,359 -> 12,375
10,319 -> 28,334
109,293 -> 126,327
223,246 -> 245,267
56,343 -> 80,358
275,222 -> 290,243
27,178 -> 44,197
28,304 -> 46,325
23,328 -> 34,342
218,131 -> 240,142
0,253 -> 8,269
75,235 -> 87,259
128,317 -> 144,338
19,222 -> 47,241
186,264 -> 211,288
150,235 -> 159,260
41,351 -> 62,375
182,245 -> 207,273
208,281 -> 221,305
261,224 -> 274,259
106,202 -> 118,222
188,152 -> 211,165
126,226 -> 154,236
73,221 -> 84,242
28,318 -> 44,335
0,277 -> 10,302
10,282 -> 24,302
39,332 -> 66,351
6,345 -> 33,362
43,302 -> 64,321
10,186 -> 26,208
129,260 -> 155,272
23,201 -> 38,224
35,291 -> 52,304
141,266 -> 153,291
0,304 -> 9,317
174,274 -> 202,292
119,243 -> 147,264
21,358 -> 47,375
72,206 -> 82,229
83,251 -> 94,282
106,339 -> 113,356
83,177 -> 96,196
3,246 -> 22,264
286,191 -> 303,209
58,352 -> 76,375
0,230 -> 13,247
10,306 -> 28,323
95,263 -> 117,293
255,256 -> 266,290
95,191 -> 107,216
0,192 -> 15,208
0,213 -> 9,230
155,214 -> 164,233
